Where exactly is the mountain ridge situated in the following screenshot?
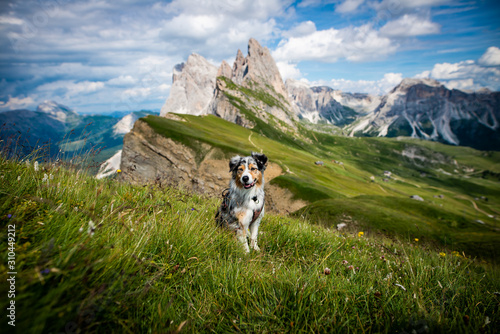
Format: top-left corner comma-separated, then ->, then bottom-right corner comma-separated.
158,39 -> 499,151
348,78 -> 500,150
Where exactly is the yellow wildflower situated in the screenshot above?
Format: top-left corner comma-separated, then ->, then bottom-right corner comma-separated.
439,252 -> 446,257
358,231 -> 364,237
117,169 -> 122,173
415,238 -> 419,242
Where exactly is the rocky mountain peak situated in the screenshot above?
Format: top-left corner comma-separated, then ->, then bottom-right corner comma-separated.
160,53 -> 217,116
241,38 -> 288,98
393,78 -> 443,92
217,60 -> 232,78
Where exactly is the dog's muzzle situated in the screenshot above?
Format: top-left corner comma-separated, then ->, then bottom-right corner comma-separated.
242,175 -> 255,189
244,180 -> 256,189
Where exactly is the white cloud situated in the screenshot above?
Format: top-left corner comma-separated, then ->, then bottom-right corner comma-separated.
478,46 -> 500,67
36,80 -> 105,95
107,75 -> 137,87
309,72 -> 403,95
276,61 -> 303,81
159,12 -> 279,58
282,21 -> 317,38
0,16 -> 24,25
161,0 -> 290,20
273,24 -> 397,63
415,48 -> 500,91
380,14 -> 440,37
336,0 -> 365,13
375,0 -> 450,12
0,95 -> 36,111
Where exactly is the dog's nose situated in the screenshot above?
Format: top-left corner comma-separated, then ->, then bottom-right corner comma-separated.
242,175 -> 249,183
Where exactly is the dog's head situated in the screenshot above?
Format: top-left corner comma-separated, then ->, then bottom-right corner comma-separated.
229,152 -> 268,190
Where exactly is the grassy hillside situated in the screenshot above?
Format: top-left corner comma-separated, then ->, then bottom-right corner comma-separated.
1,154 -> 499,333
142,114 -> 500,260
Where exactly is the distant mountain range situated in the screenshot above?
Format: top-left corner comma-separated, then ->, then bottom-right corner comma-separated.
347,78 -> 500,150
0,101 -> 157,172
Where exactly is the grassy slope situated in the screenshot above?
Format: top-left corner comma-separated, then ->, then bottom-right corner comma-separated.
142,113 -> 500,260
0,156 -> 499,333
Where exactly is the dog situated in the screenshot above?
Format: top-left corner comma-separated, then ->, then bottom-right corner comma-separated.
216,152 -> 268,253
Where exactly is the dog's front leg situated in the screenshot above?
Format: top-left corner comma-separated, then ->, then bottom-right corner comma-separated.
249,213 -> 263,251
236,210 -> 251,253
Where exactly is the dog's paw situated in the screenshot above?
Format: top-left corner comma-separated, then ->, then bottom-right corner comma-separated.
250,239 -> 260,252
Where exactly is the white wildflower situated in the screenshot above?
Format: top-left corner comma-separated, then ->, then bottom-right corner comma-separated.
34,161 -> 39,172
49,174 -> 54,180
17,176 -> 21,181
88,220 -> 95,236
25,160 -> 30,167
42,174 -> 48,182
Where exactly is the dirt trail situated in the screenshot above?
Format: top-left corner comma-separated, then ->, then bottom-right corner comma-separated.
455,195 -> 492,217
248,132 -> 263,153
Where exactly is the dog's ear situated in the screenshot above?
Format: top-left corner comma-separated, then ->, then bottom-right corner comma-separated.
229,155 -> 241,172
252,152 -> 268,171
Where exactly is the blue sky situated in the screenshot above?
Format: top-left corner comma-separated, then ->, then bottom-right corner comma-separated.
0,0 -> 499,114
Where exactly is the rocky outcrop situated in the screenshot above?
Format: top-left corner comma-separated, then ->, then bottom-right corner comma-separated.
206,38 -> 299,130
119,119 -> 300,213
232,38 -> 289,99
159,39 -> 298,130
120,119 -> 223,194
348,78 -> 500,150
160,53 -> 217,116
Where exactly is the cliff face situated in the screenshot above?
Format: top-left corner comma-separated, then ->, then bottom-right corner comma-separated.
159,53 -> 217,116
121,119 -> 224,194
120,118 -> 302,213
206,38 -> 299,130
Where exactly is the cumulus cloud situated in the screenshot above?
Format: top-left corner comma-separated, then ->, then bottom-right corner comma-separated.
0,95 -> 36,111
336,0 -> 365,13
36,80 -> 105,96
157,0 -> 292,58
281,21 -> 317,38
415,48 -> 500,91
478,46 -> 500,67
273,24 -> 398,62
380,14 -> 440,37
276,61 -> 303,81
309,72 -> 403,95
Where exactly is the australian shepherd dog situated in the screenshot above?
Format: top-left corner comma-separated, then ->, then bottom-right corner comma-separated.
216,152 -> 268,253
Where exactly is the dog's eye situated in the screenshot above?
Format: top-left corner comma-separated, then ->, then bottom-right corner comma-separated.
251,167 -> 257,171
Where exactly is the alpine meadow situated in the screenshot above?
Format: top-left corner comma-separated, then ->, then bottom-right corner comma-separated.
1,1 -> 500,332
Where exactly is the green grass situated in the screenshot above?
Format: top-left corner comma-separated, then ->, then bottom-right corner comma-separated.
1,154 -> 499,333
138,113 -> 500,263
295,195 -> 500,259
